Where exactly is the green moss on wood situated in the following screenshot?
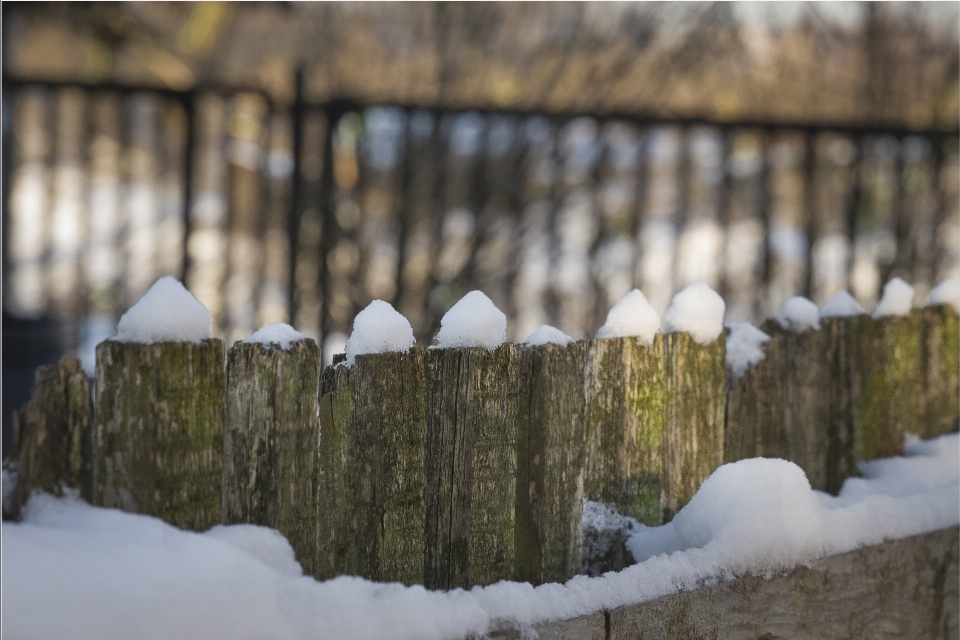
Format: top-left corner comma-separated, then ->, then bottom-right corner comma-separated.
584,336 -> 665,525
8,357 -> 92,518
93,340 -> 224,531
921,305 -> 960,437
224,339 -> 320,574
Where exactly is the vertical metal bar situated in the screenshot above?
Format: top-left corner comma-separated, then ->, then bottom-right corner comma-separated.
179,91 -> 196,285
756,129 -> 772,292
802,131 -> 817,298
392,108 -> 414,309
318,104 -> 346,347
288,68 -> 305,323
1,80 -> 15,299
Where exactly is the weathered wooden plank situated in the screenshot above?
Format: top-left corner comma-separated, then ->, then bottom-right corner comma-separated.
6,357 -> 92,518
724,320 -> 783,464
848,311 -> 924,464
661,333 -> 726,521
515,341 -> 588,586
489,526 -> 958,640
316,348 -> 426,585
424,344 -> 521,590
93,340 -> 224,531
584,336 -> 665,526
223,339 -> 320,575
921,304 -> 960,438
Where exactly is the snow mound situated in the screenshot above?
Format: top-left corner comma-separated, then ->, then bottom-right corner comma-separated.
928,278 -> 960,313
114,276 -> 212,343
524,325 -> 575,348
344,300 -> 415,366
596,289 -> 661,345
776,296 -> 820,332
873,277 -> 914,318
819,290 -> 865,319
433,291 -> 507,350
725,322 -> 771,377
663,283 -> 725,344
241,323 -> 307,350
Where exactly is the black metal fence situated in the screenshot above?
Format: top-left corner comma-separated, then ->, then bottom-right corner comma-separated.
3,77 -> 959,373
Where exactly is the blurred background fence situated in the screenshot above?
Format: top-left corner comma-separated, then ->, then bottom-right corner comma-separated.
3,2 -> 959,458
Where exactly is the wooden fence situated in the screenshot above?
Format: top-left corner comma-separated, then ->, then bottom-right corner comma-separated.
4,305 -> 958,589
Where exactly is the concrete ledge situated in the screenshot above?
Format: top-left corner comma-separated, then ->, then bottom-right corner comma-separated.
489,526 -> 959,640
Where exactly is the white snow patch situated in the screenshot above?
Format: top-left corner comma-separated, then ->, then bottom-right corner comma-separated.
663,283 -> 725,344
928,278 -> 960,313
581,501 -> 640,577
595,289 -> 661,345
113,276 -> 212,343
725,323 -> 771,377
344,300 -> 416,366
3,434 -> 956,640
819,290 -> 865,318
433,291 -> 507,350
523,325 -> 575,348
776,296 -> 820,332
873,277 -> 914,318
242,323 -> 308,350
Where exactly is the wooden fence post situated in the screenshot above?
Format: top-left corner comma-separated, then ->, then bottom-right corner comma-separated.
584,336 -> 665,526
724,321 -> 783,465
661,333 -> 726,521
515,341 -> 588,585
848,312 -> 923,464
921,304 -> 960,438
6,357 -> 92,518
223,339 -> 320,574
93,339 -> 224,531
423,344 -> 521,590
316,348 -> 427,585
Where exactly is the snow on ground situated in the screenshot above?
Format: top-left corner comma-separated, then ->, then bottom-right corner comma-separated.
663,283 -> 725,344
344,300 -> 416,366
113,276 -> 212,343
928,277 -> 960,312
242,323 -> 308,350
819,290 -> 865,318
5,433 -> 955,640
725,322 -> 771,377
873,277 -> 914,318
595,289 -> 661,345
433,291 -> 507,350
523,325 -> 575,348
776,296 -> 820,332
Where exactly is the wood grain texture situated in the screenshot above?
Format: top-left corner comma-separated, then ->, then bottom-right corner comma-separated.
516,341 -> 588,585
424,344 -> 521,589
662,333 -> 726,521
316,348 -> 426,585
487,526 -> 958,640
223,339 -> 320,574
584,336 -> 666,525
922,305 -> 960,438
93,340 -> 224,531
6,357 -> 92,518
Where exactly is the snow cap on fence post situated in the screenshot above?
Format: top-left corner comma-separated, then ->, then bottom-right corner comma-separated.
776,296 -> 820,332
523,325 -> 575,347
433,290 -> 507,350
344,300 -> 415,366
873,278 -> 915,318
596,289 -> 661,345
663,283 -> 725,344
819,290 -> 865,318
725,322 -> 771,377
113,276 -> 212,343
242,323 -> 308,350
927,277 -> 960,313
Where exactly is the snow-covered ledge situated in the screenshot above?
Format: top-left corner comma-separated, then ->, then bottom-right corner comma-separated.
485,526 -> 959,640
